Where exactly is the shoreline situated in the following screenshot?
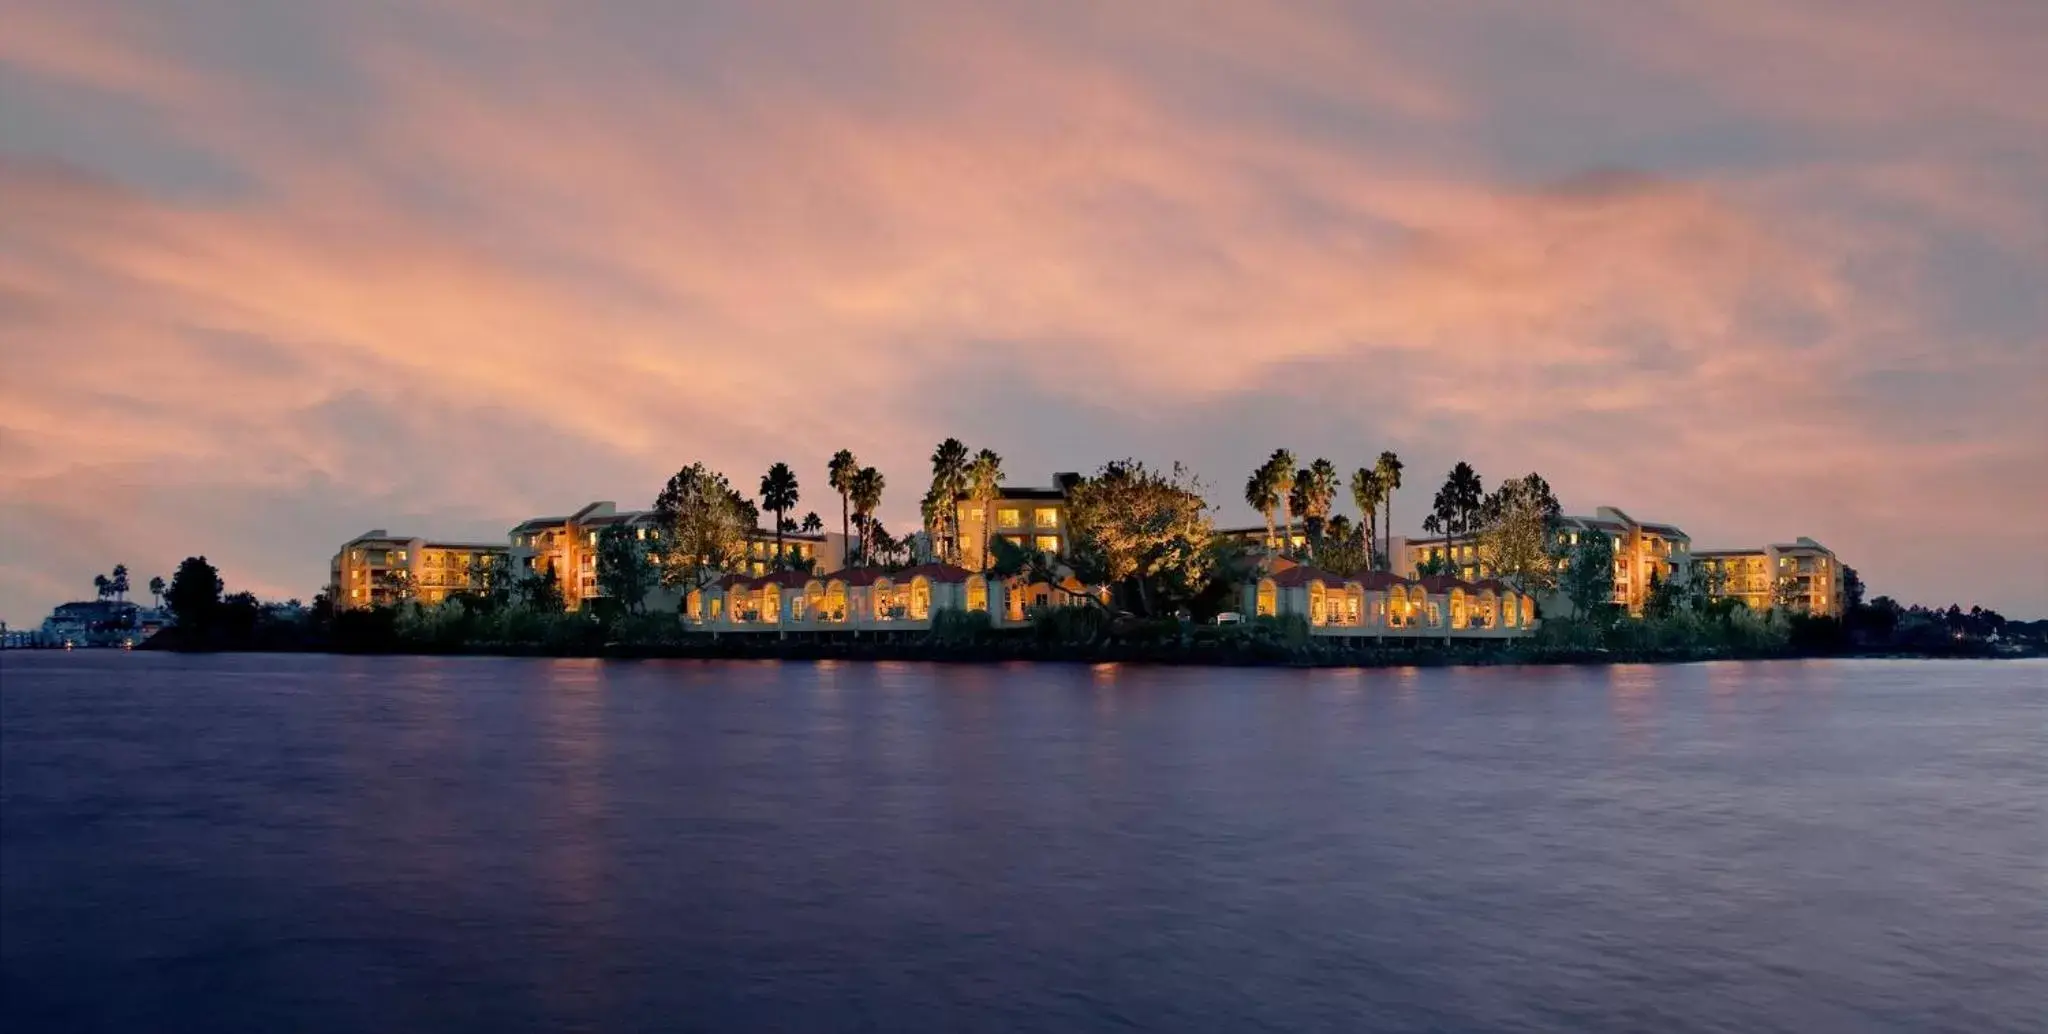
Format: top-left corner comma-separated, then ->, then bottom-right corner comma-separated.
128,635 -> 2028,668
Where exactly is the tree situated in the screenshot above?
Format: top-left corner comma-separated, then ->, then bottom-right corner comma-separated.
849,466 -> 885,565
758,462 -> 800,569
1374,451 -> 1404,573
595,524 -> 655,613
518,561 -> 567,612
928,438 -> 971,562
1475,472 -> 1563,592
967,448 -> 1004,571
148,575 -> 166,610
1349,466 -> 1385,571
1318,515 -> 1370,577
1291,459 -> 1338,556
1644,569 -> 1683,619
1244,468 -> 1280,552
654,463 -> 755,611
1772,575 -> 1806,612
1062,459 -> 1215,617
166,556 -> 224,633
828,449 -> 859,565
1559,532 -> 1616,620
463,554 -> 512,611
1430,462 -> 1484,579
1286,474 -> 1312,555
375,568 -> 415,605
1265,449 -> 1296,548
111,564 -> 131,602
800,511 -> 823,535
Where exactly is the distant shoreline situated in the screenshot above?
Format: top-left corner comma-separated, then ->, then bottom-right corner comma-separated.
126,632 -> 2031,667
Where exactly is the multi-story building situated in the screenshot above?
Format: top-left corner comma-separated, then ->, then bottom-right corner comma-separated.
331,530 -> 510,609
1692,537 -> 1843,616
954,473 -> 1082,570
508,500 -> 848,608
1395,505 -> 1690,616
1216,524 -> 1312,554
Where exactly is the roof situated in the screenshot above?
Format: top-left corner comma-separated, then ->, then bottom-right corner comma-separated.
997,487 -> 1068,501
1268,565 -> 1351,588
751,569 -> 815,589
511,515 -> 570,532
1639,523 -> 1688,538
1415,575 -> 1478,593
714,573 -> 753,589
420,540 -> 509,552
887,562 -> 976,584
1691,547 -> 1764,558
825,567 -> 889,587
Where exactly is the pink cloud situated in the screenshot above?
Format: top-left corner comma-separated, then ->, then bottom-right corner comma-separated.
0,0 -> 2042,619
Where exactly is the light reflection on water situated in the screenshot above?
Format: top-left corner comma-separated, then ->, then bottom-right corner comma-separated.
1,654 -> 2042,1034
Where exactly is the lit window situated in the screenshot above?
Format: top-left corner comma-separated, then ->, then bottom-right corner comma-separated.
1035,535 -> 1059,553
1034,509 -> 1059,529
997,508 -> 1022,528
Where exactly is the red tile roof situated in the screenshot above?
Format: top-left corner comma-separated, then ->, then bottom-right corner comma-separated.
1268,566 -> 1350,588
1416,575 -> 1478,593
751,569 -> 814,589
890,562 -> 976,584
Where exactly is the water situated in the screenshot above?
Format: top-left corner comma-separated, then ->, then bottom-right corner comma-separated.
1,654 -> 2042,1033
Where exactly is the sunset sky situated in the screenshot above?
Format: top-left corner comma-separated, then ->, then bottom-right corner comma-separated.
2,0 -> 2044,623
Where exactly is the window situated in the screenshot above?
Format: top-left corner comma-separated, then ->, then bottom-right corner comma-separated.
997,508 -> 1022,528
909,578 -> 931,620
1035,535 -> 1060,554
1256,579 -> 1277,618
966,576 -> 988,613
1034,509 -> 1059,529
1308,581 -> 1327,626
1003,534 -> 1026,547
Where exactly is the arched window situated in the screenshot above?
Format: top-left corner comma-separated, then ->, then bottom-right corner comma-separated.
1450,589 -> 1468,630
1308,580 -> 1328,626
1502,592 -> 1518,628
873,579 -> 894,619
1006,580 -> 1026,622
1344,585 -> 1363,626
965,575 -> 988,613
761,583 -> 781,624
909,577 -> 931,620
824,581 -> 848,622
1426,599 -> 1442,628
803,581 -> 824,621
1256,579 -> 1277,618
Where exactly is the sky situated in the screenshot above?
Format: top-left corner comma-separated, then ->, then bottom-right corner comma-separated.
2,0 -> 2045,623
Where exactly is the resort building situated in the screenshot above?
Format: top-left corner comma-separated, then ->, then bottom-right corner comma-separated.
954,473 -> 1082,570
1692,537 -> 1844,616
1216,524 -> 1312,554
1244,563 -> 1538,640
691,563 -> 1000,633
330,530 -> 510,609
508,500 -> 849,609
1397,506 -> 1690,616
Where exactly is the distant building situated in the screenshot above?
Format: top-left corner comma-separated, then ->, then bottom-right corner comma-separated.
953,473 -> 1081,570
508,501 -> 848,609
1395,505 -> 1691,616
330,530 -> 510,609
1692,537 -> 1844,616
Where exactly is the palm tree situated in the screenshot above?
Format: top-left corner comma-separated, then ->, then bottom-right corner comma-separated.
1266,449 -> 1296,548
828,449 -> 858,565
1244,469 -> 1280,552
1448,461 -> 1484,578
849,466 -> 885,565
1375,451 -> 1404,571
800,512 -> 824,535
1287,475 -> 1311,556
111,564 -> 130,602
760,462 -> 800,568
93,574 -> 111,600
928,438 -> 971,563
967,448 -> 1005,571
1302,458 -> 1338,554
1350,466 -> 1384,569
148,575 -> 166,610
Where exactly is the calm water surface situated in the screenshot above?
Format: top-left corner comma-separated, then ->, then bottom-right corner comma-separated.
2,653 -> 2043,1033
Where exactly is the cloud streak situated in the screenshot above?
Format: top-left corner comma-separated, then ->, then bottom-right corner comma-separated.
2,0 -> 2043,618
